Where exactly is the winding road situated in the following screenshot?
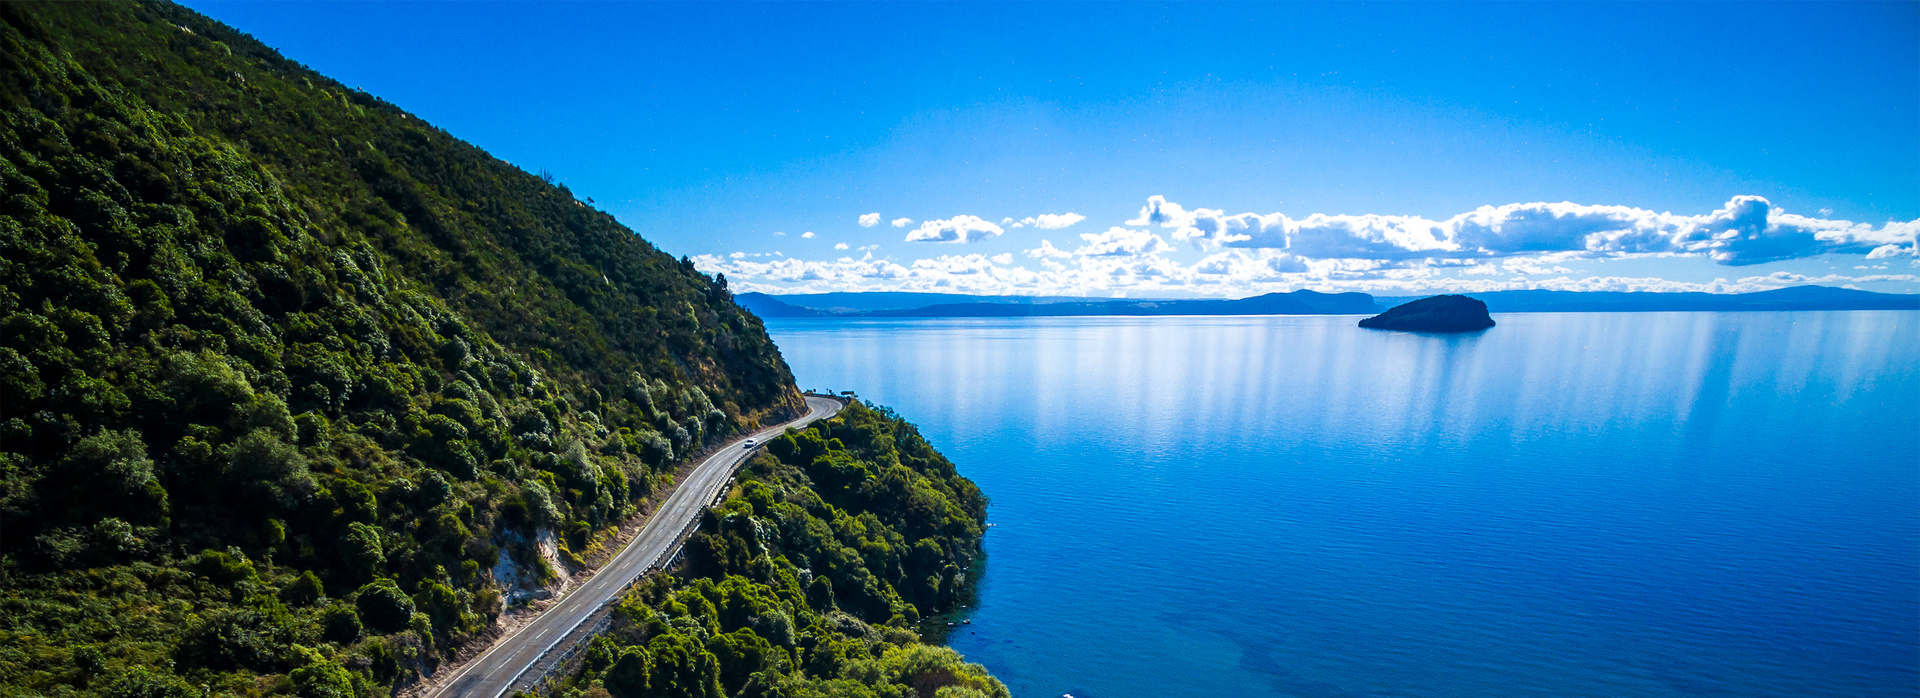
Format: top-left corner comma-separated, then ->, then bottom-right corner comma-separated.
429,395 -> 844,698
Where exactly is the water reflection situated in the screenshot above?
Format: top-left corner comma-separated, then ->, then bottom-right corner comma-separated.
769,312 -> 1920,698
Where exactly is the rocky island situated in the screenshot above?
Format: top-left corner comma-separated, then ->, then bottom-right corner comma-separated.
1359,294 -> 1497,332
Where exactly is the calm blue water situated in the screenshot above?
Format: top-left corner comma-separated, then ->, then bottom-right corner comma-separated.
766,312 -> 1920,698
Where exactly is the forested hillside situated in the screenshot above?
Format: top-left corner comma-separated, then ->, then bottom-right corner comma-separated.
0,1 -> 985,696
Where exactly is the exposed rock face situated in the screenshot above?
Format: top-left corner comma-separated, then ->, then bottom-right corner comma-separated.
1359,294 -> 1496,332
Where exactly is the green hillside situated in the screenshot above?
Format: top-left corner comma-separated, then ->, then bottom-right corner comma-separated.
0,2 -> 994,697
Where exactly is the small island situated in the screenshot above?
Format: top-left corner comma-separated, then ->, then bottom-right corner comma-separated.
1359,294 -> 1496,332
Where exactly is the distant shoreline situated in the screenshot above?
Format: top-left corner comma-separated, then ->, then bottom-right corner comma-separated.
738,285 -> 1920,319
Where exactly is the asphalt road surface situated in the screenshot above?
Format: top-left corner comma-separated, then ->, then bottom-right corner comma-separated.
430,395 -> 844,698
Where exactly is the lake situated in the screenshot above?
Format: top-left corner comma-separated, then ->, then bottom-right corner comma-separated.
765,312 -> 1920,698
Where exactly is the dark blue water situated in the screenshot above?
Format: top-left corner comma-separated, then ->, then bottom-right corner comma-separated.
765,312 -> 1920,698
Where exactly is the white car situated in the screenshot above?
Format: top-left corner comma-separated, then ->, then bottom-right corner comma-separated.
742,438 -> 756,448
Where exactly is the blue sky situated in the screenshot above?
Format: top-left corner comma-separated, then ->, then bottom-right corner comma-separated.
186,1 -> 1919,296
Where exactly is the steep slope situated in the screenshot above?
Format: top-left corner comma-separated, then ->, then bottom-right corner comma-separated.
0,1 -> 850,695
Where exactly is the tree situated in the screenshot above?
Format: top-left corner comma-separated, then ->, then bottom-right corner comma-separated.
708,628 -> 781,694
56,429 -> 167,525
103,667 -> 196,698
646,633 -> 724,698
227,428 -> 315,509
280,571 -> 325,607
603,647 -> 651,698
413,581 -> 463,635
321,605 -> 362,645
289,647 -> 356,698
342,522 -> 384,581
356,580 -> 415,633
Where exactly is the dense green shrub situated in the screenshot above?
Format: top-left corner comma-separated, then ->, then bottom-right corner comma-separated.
103,667 -> 196,698
288,646 -> 354,698
354,580 -> 416,634
320,605 -> 362,645
280,570 -> 324,606
341,522 -> 384,582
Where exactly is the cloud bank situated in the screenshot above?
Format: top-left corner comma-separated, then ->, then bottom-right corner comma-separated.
698,247 -> 1918,299
1138,195 -> 1917,266
1007,212 -> 1086,230
710,196 -> 1918,297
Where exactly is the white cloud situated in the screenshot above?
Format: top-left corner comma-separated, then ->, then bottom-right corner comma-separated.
1735,271 -> 1920,286
1025,240 -> 1074,259
1147,195 -> 1918,266
1024,213 -> 1087,230
693,253 -> 914,287
801,232 -> 816,239
1500,256 -> 1577,276
834,242 -> 849,250
1126,195 -> 1197,228
891,217 -> 912,228
1073,227 -> 1172,258
905,215 -> 1006,244
772,231 -> 786,237
992,253 -> 1014,265
858,213 -> 880,227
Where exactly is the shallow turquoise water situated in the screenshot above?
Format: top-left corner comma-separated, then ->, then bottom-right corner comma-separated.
765,312 -> 1920,698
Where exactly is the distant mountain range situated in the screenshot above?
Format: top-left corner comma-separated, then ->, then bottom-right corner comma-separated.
739,290 -> 1376,317
738,285 -> 1920,318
